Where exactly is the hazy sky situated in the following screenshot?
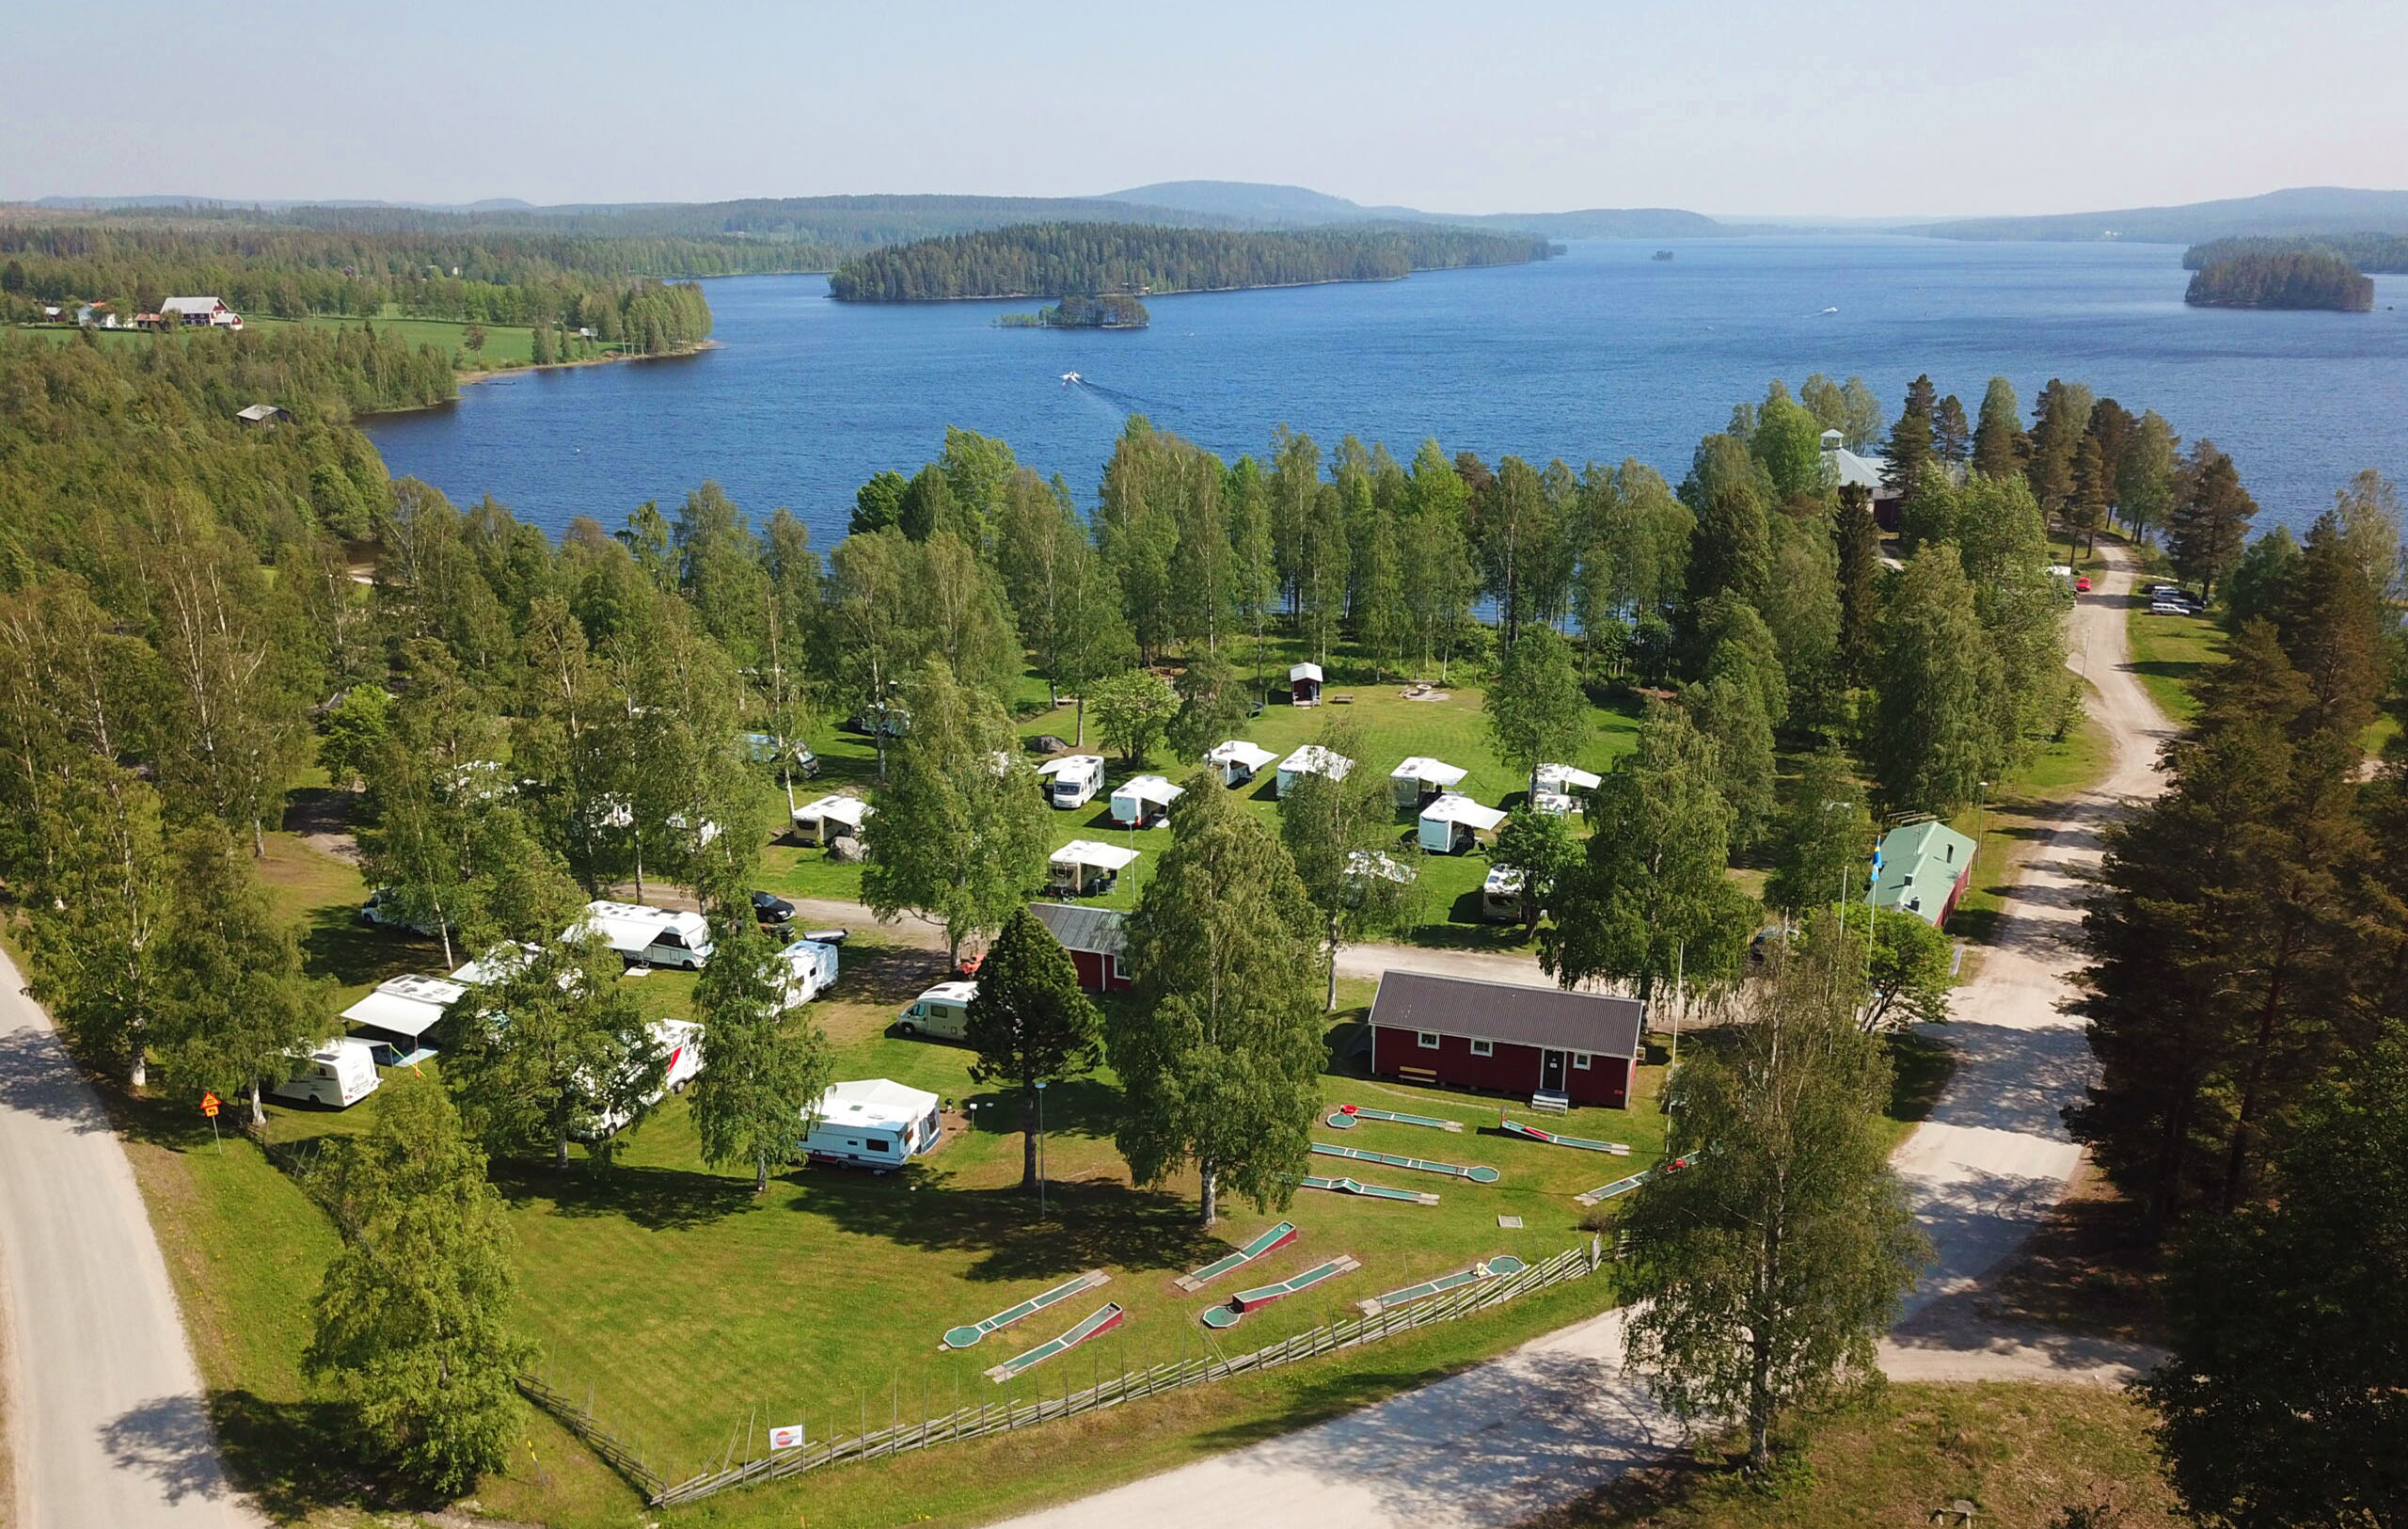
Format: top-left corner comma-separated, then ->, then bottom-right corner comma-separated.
9,0 -> 2403,217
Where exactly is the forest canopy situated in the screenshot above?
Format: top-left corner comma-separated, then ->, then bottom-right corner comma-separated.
2183,232 -> 2408,274
2183,247 -> 2375,311
828,222 -> 1554,302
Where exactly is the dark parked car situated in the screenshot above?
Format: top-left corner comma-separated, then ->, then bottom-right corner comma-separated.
751,891 -> 796,924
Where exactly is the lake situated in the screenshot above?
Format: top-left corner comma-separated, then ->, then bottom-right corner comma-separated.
364,237 -> 2408,547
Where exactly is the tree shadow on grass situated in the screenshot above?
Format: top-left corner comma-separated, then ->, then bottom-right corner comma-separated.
492,1159 -> 763,1232
800,1171 -> 1223,1282
201,1389 -> 432,1521
298,904 -> 435,991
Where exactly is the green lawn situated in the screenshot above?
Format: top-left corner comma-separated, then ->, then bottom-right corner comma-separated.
13,308 -> 597,374
2124,599 -> 2226,725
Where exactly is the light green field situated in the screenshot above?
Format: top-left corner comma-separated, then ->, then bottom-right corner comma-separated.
2123,599 -> 2226,725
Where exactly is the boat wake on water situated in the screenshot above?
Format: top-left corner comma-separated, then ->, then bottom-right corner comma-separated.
1061,374 -> 1158,411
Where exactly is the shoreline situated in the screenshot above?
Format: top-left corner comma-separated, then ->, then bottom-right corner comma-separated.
830,260 -> 1546,306
360,339 -> 720,419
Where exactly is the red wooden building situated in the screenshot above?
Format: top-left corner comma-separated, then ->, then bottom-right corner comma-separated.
1028,901 -> 1133,994
1366,971 -> 1644,1108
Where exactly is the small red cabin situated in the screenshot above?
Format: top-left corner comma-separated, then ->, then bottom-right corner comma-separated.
1028,901 -> 1133,994
1367,971 -> 1643,1108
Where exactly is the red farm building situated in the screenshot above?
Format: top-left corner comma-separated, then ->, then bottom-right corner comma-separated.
1366,970 -> 1644,1109
1028,901 -> 1133,994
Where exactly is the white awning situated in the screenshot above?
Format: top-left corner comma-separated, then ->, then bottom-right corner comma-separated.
1391,757 -> 1468,788
1113,774 -> 1184,808
1206,740 -> 1276,770
341,974 -> 467,1040
1051,839 -> 1142,872
1420,794 -> 1508,831
794,794 -> 871,830
1279,745 -> 1354,780
1289,661 -> 1323,682
1036,754 -> 1105,778
1533,763 -> 1602,793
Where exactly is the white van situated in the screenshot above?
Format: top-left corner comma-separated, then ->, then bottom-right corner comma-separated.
801,1078 -> 943,1169
572,901 -> 715,970
268,1039 -> 382,1108
896,980 -> 976,1040
777,939 -> 840,1004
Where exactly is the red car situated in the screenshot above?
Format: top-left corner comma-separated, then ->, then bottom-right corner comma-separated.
2074,575 -> 2093,592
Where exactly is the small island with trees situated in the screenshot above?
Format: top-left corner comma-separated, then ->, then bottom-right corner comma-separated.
997,293 -> 1150,329
2183,245 -> 2374,311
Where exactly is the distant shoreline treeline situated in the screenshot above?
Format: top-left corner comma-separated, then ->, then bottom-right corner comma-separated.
2182,232 -> 2408,274
828,222 -> 1554,303
2184,247 -> 2374,311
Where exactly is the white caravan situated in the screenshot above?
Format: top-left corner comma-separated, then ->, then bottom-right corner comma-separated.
341,972 -> 464,1067
801,1078 -> 943,1169
1037,754 -> 1106,810
578,1017 -> 705,1139
777,939 -> 841,1004
1204,740 -> 1276,788
1107,773 -> 1183,827
896,980 -> 976,1040
571,901 -> 715,970
268,1038 -> 382,1108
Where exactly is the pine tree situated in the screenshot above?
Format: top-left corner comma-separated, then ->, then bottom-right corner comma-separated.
967,908 -> 1103,1193
1833,484 -> 1880,685
1971,375 -> 2024,481
1881,374 -> 1938,493
1620,920 -> 1928,1470
691,924 -> 835,1193
1868,544 -> 2000,815
306,1075 -> 535,1496
1110,775 -> 1322,1226
2167,440 -> 2258,599
1932,394 -> 1972,465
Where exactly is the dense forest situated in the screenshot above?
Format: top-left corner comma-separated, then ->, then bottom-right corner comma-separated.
0,219 -> 722,341
999,294 -> 1150,328
827,222 -> 1554,302
2183,231 -> 2408,273
2183,247 -> 2375,311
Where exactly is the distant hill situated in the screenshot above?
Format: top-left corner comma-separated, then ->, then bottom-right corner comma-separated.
1904,186 -> 2408,244
1101,180 -> 1729,239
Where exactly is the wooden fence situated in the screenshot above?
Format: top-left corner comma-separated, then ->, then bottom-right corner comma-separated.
543,1237 -> 1611,1508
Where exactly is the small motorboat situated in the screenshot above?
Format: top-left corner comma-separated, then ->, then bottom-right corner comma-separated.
1060,372 -> 1083,385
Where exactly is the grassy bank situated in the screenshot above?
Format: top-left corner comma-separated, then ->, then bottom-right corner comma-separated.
2123,601 -> 2224,726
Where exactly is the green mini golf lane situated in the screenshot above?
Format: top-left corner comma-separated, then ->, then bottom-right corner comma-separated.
1500,1119 -> 1631,1155
1199,1253 -> 1363,1329
942,1268 -> 1111,1349
1311,1141 -> 1499,1183
1292,1173 -> 1439,1205
982,1301 -> 1126,1382
1574,1151 -> 1703,1205
1325,1105 -> 1464,1132
1354,1253 -> 1527,1315
1173,1220 -> 1299,1292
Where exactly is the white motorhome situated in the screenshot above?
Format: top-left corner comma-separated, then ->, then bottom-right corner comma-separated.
268,1038 -> 381,1108
777,939 -> 841,1004
801,1078 -> 943,1169
341,973 -> 464,1067
1204,740 -> 1276,788
1107,773 -> 1183,827
1482,864 -> 1529,923
578,1018 -> 705,1139
571,901 -> 715,970
1037,754 -> 1106,810
1418,793 -> 1508,854
896,980 -> 976,1040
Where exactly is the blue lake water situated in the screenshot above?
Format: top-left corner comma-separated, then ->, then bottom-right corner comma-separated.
364,237 -> 2408,547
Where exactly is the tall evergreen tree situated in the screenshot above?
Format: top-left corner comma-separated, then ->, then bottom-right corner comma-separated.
1971,375 -> 2024,480
1868,544 -> 2000,814
690,923 -> 835,1193
1682,434 -> 1771,605
1880,374 -> 1939,493
1833,484 -> 1880,685
151,820 -> 325,1126
2168,440 -> 2258,599
1110,774 -> 1322,1226
965,908 -> 1102,1193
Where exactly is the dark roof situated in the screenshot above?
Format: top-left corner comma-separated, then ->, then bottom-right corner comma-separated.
1368,970 -> 1643,1058
1028,901 -> 1127,956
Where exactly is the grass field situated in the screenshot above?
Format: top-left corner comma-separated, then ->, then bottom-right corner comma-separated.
763,646 -> 1643,953
12,306 -> 610,375
2123,598 -> 2225,725
1545,1381 -> 2180,1529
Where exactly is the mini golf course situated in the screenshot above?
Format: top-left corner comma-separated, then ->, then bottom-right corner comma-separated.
1353,1253 -> 1526,1316
1199,1254 -> 1362,1329
1292,1173 -> 1439,1205
1324,1104 -> 1463,1132
982,1301 -> 1126,1383
941,1269 -> 1112,1349
1311,1140 -> 1499,1183
1173,1221 -> 1299,1292
1574,1151 -> 1702,1205
1500,1119 -> 1631,1155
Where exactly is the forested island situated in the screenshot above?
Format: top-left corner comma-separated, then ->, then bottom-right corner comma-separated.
827,221 -> 1553,302
2183,247 -> 2374,311
2184,231 -> 2408,275
997,293 -> 1150,328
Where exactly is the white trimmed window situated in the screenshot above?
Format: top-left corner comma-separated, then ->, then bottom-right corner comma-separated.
1417,1031 -> 1441,1050
1572,1052 -> 1592,1070
1468,1039 -> 1495,1058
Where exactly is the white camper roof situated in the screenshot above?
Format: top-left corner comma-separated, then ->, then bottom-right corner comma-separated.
1052,839 -> 1142,872
451,942 -> 540,986
1346,849 -> 1418,884
1036,754 -> 1105,779
794,794 -> 871,830
1533,763 -> 1602,793
1289,661 -> 1324,682
810,1077 -> 941,1133
1391,757 -> 1468,788
1113,774 -> 1184,808
341,974 -> 467,1040
1420,794 -> 1509,831
1531,789 -> 1580,816
1205,740 -> 1276,770
1279,744 -> 1354,781
915,980 -> 978,1005
1484,864 -> 1527,894
576,901 -> 707,954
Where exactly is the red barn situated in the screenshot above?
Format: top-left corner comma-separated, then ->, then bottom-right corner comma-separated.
1366,971 -> 1643,1109
1029,901 -> 1133,994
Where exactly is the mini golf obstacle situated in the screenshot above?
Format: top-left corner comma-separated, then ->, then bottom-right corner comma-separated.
1354,1254 -> 1527,1316
1325,1104 -> 1463,1133
1574,1151 -> 1702,1206
941,1269 -> 1111,1349
1173,1220 -> 1298,1292
1199,1254 -> 1361,1329
1500,1119 -> 1631,1155
982,1301 -> 1126,1383
1311,1141 -> 1499,1184
1292,1173 -> 1439,1206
